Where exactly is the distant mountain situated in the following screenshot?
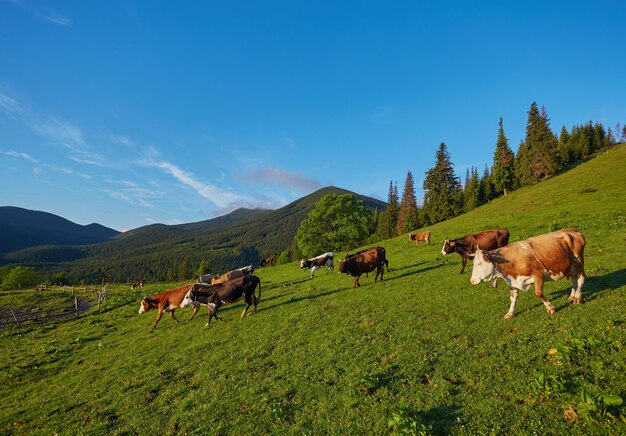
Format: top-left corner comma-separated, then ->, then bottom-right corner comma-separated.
0,206 -> 120,257
2,187 -> 386,282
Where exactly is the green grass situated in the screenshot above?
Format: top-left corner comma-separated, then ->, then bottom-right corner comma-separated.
2,145 -> 625,435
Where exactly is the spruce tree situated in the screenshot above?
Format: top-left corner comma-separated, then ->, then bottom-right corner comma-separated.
481,164 -> 494,202
397,171 -> 419,234
376,181 -> 399,240
463,166 -> 480,213
557,126 -> 571,169
491,117 -> 515,196
516,102 -> 558,186
422,142 -> 462,225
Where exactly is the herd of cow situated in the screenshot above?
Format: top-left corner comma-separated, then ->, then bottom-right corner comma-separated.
138,226 -> 586,331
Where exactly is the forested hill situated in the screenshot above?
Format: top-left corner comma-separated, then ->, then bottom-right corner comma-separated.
2,186 -> 386,282
0,206 -> 120,257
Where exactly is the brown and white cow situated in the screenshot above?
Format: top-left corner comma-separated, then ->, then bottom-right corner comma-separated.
300,252 -> 334,278
181,275 -> 261,326
210,265 -> 254,285
138,283 -> 198,332
339,246 -> 387,288
409,231 -> 431,245
470,228 -> 586,319
441,228 -> 510,274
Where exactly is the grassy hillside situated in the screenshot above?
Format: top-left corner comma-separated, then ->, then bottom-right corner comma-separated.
3,186 -> 385,282
1,145 -> 625,434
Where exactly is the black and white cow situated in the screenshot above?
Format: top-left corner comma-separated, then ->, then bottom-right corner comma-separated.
181,275 -> 261,326
300,252 -> 334,278
197,273 -> 213,284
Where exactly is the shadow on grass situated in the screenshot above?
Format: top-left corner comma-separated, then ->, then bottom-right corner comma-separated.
384,263 -> 444,282
419,405 -> 462,435
581,269 -> 626,301
262,288 -> 343,312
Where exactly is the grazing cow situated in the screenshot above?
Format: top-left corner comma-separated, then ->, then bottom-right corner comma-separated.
441,228 -> 510,274
258,257 -> 275,267
197,274 -> 213,284
138,283 -> 198,332
300,252 -> 334,278
470,228 -> 586,319
181,275 -> 261,326
409,231 -> 431,245
131,279 -> 145,289
210,265 -> 254,285
339,246 -> 387,288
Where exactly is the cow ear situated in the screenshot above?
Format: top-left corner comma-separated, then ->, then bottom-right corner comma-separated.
449,241 -> 455,247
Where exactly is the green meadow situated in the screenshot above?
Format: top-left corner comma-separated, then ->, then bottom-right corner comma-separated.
1,145 -> 625,435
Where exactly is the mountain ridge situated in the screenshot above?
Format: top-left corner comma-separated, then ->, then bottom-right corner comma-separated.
1,186 -> 386,281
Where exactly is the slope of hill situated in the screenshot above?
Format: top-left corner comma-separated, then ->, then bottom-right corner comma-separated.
0,206 -> 120,257
1,145 -> 624,434
2,186 -> 386,281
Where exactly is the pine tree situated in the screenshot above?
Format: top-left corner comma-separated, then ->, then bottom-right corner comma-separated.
422,142 -> 462,225
516,102 -> 558,186
376,181 -> 400,240
463,166 -> 480,213
556,126 -> 571,169
481,164 -> 494,202
397,171 -> 419,234
491,117 -> 515,196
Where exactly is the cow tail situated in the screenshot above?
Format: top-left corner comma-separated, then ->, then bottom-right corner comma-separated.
256,278 -> 261,304
385,259 -> 389,272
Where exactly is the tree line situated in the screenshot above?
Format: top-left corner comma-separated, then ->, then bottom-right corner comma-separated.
376,102 -> 623,238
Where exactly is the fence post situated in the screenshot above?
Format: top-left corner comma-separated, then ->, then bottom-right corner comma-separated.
8,305 -> 20,325
74,296 -> 79,318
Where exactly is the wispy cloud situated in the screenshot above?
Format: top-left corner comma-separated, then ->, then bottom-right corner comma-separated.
111,135 -> 134,147
101,180 -> 164,208
0,92 -> 28,118
6,0 -> 72,27
44,164 -> 91,180
45,13 -> 71,27
235,167 -> 322,192
3,150 -> 39,162
155,160 -> 244,208
32,116 -> 86,150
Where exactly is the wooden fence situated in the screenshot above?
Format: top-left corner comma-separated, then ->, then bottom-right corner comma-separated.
0,285 -> 108,329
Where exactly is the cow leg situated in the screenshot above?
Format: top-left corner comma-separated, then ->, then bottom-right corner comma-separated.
310,265 -> 319,278
353,276 -> 360,288
504,288 -> 519,319
533,276 -> 555,314
151,308 -> 165,332
188,304 -> 199,322
241,292 -> 253,318
568,273 -> 585,304
169,310 -> 180,323
460,257 -> 467,274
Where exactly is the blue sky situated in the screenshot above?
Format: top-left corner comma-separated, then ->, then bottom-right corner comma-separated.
1,1 -> 625,231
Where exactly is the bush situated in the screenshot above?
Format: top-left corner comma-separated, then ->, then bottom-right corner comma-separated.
2,266 -> 39,290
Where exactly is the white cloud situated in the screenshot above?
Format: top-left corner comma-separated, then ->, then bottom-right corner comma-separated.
45,13 -> 71,27
3,150 -> 39,162
101,183 -> 163,208
32,116 -> 86,150
0,92 -> 28,118
235,167 -> 322,192
155,160 -> 244,208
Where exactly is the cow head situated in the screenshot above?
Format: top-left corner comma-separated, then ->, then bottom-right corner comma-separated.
338,258 -> 352,274
300,259 -> 307,269
138,297 -> 148,314
440,239 -> 455,255
470,247 -> 498,285
180,290 -> 195,308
